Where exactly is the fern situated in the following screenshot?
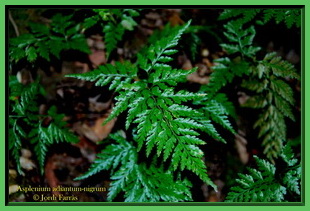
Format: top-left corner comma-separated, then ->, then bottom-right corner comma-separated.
219,9 -> 301,28
208,14 -> 299,162
83,9 -> 139,58
221,20 -> 261,58
68,21 -> 234,191
241,52 -> 299,161
9,13 -> 90,63
204,57 -> 251,97
204,20 -> 260,98
76,132 -> 192,202
226,144 -> 301,202
9,77 -> 78,174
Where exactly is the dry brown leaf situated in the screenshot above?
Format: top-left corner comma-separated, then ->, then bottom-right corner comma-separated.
73,116 -> 116,143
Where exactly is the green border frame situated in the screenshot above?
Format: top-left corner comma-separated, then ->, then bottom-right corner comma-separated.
1,0 -> 308,210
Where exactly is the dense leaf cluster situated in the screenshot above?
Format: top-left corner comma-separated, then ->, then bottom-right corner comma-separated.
9,77 -> 78,174
10,13 -> 89,63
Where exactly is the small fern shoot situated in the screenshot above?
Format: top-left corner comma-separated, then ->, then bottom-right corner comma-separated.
83,9 -> 140,58
221,20 -> 261,58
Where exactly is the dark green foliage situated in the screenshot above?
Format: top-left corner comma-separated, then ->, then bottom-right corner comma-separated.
221,21 -> 261,58
226,144 -> 301,202
209,11 -> 300,162
9,13 -> 90,63
194,93 -> 236,143
9,77 -> 78,174
76,132 -> 192,202
68,21 -> 235,194
83,9 -> 139,58
241,52 -> 299,161
204,20 -> 260,98
219,9 -> 301,28
205,57 -> 251,96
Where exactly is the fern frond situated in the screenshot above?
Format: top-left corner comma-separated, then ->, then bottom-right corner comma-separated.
221,21 -> 261,58
104,90 -> 136,124
226,155 -> 285,202
201,99 -> 235,135
9,13 -> 89,63
68,21 -> 233,190
84,9 -> 139,58
261,52 -> 300,80
226,144 -> 300,202
103,22 -> 125,57
11,80 -> 40,116
219,9 -> 301,28
9,119 -> 25,175
139,20 -> 191,73
263,9 -> 301,28
206,57 -> 250,96
241,52 -> 299,161
219,9 -> 261,24
283,168 -> 301,195
29,110 -> 79,174
76,132 -> 193,202
67,61 -> 137,92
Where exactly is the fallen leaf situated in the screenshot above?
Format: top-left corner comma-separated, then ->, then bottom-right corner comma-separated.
73,115 -> 116,143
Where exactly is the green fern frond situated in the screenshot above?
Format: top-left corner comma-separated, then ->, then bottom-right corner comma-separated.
283,168 -> 301,195
221,21 -> 261,58
67,61 -> 137,92
226,155 -> 286,202
68,21 -> 233,190
201,99 -> 235,135
84,9 -> 140,58
261,52 -> 300,80
226,144 -> 300,202
76,132 -> 193,202
262,9 -> 301,28
9,13 -> 90,63
9,77 -> 79,175
206,57 -> 250,96
28,107 -> 79,174
219,9 -> 261,24
219,9 -> 301,28
241,52 -> 299,161
9,119 -> 25,175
